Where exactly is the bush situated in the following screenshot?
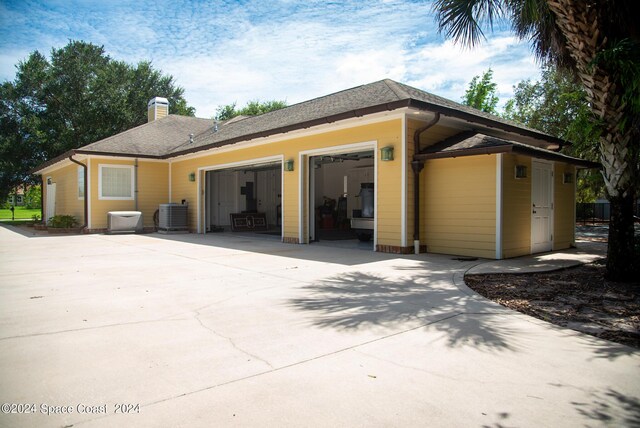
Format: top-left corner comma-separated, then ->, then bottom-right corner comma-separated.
48,215 -> 78,228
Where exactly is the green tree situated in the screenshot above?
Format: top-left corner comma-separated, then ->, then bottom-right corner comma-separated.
462,68 -> 499,114
215,99 -> 287,121
0,40 -> 195,201
502,66 -> 603,202
434,0 -> 640,280
24,184 -> 41,209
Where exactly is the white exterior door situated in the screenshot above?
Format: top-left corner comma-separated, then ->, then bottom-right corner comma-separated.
531,160 -> 553,253
46,182 -> 56,224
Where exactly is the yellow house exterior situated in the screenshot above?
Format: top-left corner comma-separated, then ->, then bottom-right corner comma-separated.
33,80 -> 596,259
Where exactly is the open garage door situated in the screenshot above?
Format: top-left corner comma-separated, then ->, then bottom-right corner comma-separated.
308,150 -> 375,250
205,161 -> 281,235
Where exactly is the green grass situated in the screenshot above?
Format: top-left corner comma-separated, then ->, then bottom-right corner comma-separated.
0,207 -> 41,220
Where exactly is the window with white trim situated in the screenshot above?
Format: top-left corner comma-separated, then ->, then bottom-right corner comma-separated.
78,166 -> 85,199
99,164 -> 134,200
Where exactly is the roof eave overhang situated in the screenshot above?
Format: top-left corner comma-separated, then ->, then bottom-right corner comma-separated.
74,150 -> 161,160
30,150 -> 77,175
414,144 -> 600,168
31,150 -> 163,174
165,100 -> 413,158
406,99 -> 567,149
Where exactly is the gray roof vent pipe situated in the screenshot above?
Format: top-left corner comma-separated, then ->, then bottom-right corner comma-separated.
213,120 -> 219,132
189,133 -> 194,144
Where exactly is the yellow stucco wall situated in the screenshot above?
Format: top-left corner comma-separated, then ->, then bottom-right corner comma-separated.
43,163 -> 84,223
171,119 -> 403,246
554,163 -> 576,250
88,158 -> 169,229
502,154 -> 532,258
422,155 -> 497,259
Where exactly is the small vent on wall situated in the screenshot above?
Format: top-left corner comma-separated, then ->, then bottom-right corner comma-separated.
515,165 -> 527,179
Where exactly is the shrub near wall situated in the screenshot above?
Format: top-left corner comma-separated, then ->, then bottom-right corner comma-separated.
47,215 -> 80,234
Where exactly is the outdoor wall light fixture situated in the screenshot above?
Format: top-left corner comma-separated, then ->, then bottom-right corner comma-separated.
380,146 -> 394,161
515,165 -> 527,179
188,172 -> 196,182
284,159 -> 294,171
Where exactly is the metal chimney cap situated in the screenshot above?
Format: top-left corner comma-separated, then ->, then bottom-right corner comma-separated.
148,97 -> 169,107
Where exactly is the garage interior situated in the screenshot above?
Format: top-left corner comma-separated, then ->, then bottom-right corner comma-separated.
205,162 -> 282,236
309,150 -> 375,250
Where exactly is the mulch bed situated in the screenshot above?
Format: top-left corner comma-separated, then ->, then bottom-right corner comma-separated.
465,260 -> 640,348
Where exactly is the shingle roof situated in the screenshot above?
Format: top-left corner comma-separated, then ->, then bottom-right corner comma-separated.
419,131 -> 599,168
78,115 -> 213,157
34,79 -> 572,174
169,79 -> 562,156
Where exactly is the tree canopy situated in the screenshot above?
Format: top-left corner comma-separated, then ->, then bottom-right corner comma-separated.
461,68 -> 499,114
0,40 -> 194,201
215,99 -> 287,121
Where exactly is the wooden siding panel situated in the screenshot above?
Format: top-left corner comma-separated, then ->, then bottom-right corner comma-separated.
554,163 -> 576,250
137,161 -> 169,227
422,155 -> 496,258
501,155 -> 532,258
405,119 -> 461,245
90,158 -> 135,228
44,163 -> 84,223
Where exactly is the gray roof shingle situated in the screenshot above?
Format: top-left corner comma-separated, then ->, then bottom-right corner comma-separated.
169,79 -> 562,156
78,115 -> 213,157
420,132 -> 599,168
35,79 -> 571,173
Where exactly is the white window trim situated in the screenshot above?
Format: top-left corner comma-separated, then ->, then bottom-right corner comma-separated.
77,166 -> 85,200
98,164 -> 135,200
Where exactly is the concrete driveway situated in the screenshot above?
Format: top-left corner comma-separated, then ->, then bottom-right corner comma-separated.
1,226 -> 638,427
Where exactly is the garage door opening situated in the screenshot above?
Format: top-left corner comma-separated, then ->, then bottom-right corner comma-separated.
308,150 -> 375,250
205,162 -> 282,237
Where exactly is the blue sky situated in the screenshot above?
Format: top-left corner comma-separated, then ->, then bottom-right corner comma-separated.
0,0 -> 541,118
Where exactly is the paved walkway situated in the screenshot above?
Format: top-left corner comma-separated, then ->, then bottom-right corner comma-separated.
0,225 -> 637,427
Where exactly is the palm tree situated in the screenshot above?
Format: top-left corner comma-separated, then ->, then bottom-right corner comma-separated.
433,0 -> 639,281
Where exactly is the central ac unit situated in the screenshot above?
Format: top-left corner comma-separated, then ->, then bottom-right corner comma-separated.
158,204 -> 188,232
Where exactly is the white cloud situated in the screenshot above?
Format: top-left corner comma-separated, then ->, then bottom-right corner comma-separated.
0,0 -> 542,117
403,36 -> 540,108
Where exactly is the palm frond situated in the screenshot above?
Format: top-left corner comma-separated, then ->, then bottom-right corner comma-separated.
433,0 -> 509,47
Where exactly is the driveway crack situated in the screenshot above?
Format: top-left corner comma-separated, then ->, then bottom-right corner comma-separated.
193,310 -> 274,369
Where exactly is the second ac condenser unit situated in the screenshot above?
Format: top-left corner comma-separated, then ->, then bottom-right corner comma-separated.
158,204 -> 188,232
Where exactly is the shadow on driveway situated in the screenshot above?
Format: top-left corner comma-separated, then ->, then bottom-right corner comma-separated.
287,268 -> 518,352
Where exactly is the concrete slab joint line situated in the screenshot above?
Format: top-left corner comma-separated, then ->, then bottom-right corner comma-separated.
193,310 -> 275,369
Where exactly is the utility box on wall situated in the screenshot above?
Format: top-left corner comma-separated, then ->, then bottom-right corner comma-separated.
108,211 -> 143,234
